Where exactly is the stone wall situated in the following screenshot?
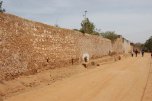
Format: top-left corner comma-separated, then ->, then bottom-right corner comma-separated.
112,36 -> 132,54
123,39 -> 132,53
0,13 -> 112,80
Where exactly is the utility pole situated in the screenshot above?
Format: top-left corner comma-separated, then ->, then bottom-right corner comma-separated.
83,10 -> 87,18
82,10 -> 88,33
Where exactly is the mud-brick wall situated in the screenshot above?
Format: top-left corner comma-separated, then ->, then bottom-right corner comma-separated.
0,13 -> 112,80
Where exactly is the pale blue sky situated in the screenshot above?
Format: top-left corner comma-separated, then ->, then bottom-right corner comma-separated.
3,0 -> 152,43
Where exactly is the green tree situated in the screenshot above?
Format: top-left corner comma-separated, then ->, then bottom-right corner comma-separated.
0,0 -> 5,13
100,31 -> 118,42
80,18 -> 95,34
144,36 -> 152,51
134,43 -> 144,50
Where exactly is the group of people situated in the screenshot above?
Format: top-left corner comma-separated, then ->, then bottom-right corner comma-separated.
131,49 -> 152,58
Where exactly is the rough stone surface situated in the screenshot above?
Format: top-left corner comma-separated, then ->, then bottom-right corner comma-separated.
0,13 -> 113,80
112,36 -> 132,54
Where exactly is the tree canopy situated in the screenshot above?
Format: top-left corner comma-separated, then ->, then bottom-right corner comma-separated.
144,36 -> 152,51
80,18 -> 95,34
100,31 -> 119,42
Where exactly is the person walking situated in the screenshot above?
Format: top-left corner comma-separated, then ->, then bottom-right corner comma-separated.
141,49 -> 144,57
131,50 -> 134,57
135,49 -> 138,57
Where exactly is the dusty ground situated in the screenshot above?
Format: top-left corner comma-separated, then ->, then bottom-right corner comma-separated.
0,55 -> 117,99
2,54 -> 152,101
142,56 -> 152,101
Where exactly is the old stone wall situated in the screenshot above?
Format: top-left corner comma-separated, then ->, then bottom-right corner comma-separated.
123,39 -> 132,53
112,36 -> 132,54
112,37 -> 124,53
0,13 -> 112,80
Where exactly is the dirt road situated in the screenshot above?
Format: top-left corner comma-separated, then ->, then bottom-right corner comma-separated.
5,54 -> 152,101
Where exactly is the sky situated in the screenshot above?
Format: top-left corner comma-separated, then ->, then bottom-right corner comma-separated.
2,0 -> 152,43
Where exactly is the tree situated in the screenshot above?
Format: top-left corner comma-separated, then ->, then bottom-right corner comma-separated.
144,36 -> 152,51
100,31 -> 118,42
80,18 -> 95,34
93,28 -> 101,35
0,0 -> 5,13
134,43 -> 144,50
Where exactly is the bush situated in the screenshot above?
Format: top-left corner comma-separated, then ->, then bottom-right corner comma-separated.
100,31 -> 118,42
144,36 -> 152,51
80,18 -> 95,34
